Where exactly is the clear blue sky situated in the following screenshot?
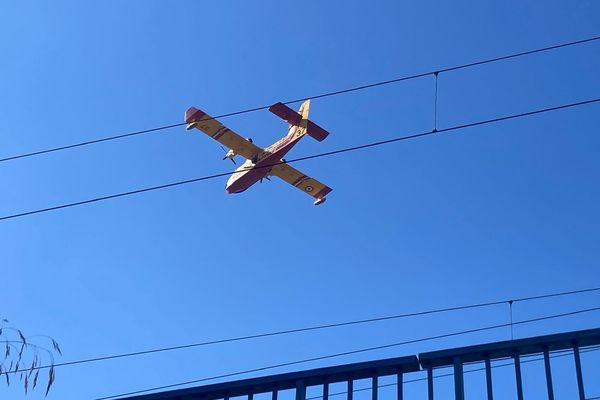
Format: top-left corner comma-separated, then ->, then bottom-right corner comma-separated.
1,1 -> 600,399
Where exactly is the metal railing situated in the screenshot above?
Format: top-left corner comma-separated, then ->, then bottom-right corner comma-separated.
121,328 -> 600,400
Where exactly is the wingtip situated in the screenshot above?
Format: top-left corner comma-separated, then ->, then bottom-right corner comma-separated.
313,197 -> 327,206
185,107 -> 205,124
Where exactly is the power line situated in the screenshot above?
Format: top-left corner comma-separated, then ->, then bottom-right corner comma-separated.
1,96 -> 599,222
6,285 -> 599,376
97,306 -> 600,399
1,35 -> 599,164
0,123 -> 186,163
278,97 -> 600,164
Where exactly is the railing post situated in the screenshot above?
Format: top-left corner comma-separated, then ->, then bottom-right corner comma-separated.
513,353 -> 524,400
543,348 -> 554,400
573,344 -> 586,400
322,382 -> 329,400
485,358 -> 493,400
397,372 -> 403,400
296,381 -> 306,400
453,357 -> 464,400
427,367 -> 434,400
347,379 -> 353,400
372,375 -> 378,400
272,390 -> 278,400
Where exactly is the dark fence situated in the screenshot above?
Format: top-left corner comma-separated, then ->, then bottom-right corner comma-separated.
122,328 -> 600,400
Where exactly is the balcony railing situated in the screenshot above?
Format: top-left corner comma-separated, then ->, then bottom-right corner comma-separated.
121,328 -> 600,400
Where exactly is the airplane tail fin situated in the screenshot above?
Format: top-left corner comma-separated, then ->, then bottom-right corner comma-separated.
269,100 -> 330,142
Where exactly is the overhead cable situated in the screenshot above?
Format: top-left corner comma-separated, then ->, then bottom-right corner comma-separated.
1,97 -> 598,222
96,305 -> 600,399
6,285 -> 599,376
1,35 -> 599,163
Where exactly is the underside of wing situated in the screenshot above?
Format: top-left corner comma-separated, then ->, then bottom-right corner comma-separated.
270,163 -> 332,205
185,107 -> 263,160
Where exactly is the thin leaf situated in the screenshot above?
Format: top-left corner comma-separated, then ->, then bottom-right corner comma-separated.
17,330 -> 26,344
29,359 -> 35,377
33,369 -> 39,389
45,366 -> 54,396
52,339 -> 62,356
17,343 -> 25,368
24,374 -> 28,394
5,343 -> 9,358
8,360 -> 13,372
5,369 -> 9,386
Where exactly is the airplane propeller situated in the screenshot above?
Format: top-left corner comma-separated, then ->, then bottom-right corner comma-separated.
219,146 -> 236,165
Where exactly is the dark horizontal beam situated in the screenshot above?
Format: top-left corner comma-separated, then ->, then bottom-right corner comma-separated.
419,328 -> 600,368
122,356 -> 420,400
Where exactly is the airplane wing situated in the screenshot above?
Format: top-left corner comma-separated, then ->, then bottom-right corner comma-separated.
270,163 -> 332,205
185,107 -> 263,161
269,101 -> 330,141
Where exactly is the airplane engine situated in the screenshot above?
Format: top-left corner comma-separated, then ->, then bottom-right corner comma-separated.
220,146 -> 237,164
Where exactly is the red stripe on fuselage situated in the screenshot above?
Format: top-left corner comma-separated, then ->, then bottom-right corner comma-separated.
225,168 -> 266,193
265,130 -> 301,155
225,136 -> 302,194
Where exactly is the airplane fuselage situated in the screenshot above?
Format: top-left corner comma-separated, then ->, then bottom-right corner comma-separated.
225,132 -> 303,194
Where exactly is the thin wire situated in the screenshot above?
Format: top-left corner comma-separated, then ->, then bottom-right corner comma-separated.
0,105 -> 270,163
6,285 -> 599,376
1,35 -> 599,163
509,300 -> 514,340
96,306 -> 600,399
0,123 -> 186,163
286,97 -> 600,165
433,72 -> 439,132
1,96 -> 599,222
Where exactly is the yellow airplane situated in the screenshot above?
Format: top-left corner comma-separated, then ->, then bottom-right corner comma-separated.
185,100 -> 332,205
